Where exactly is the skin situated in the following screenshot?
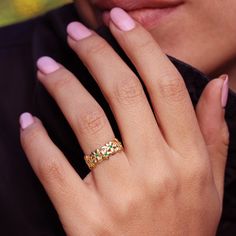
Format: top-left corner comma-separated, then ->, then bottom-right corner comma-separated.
19,5 -> 230,235
76,0 -> 236,90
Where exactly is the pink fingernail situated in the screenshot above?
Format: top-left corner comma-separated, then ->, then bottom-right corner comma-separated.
220,74 -> 229,108
19,112 -> 34,130
110,7 -> 136,31
37,56 -> 60,74
67,22 -> 92,40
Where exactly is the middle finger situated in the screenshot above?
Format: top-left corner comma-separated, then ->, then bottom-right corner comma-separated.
66,22 -> 165,161
107,8 -> 206,158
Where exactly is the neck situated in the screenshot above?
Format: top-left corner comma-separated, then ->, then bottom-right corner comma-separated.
209,58 -> 236,92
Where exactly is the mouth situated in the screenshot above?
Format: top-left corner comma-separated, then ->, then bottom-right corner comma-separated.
92,0 -> 184,11
92,0 -> 185,29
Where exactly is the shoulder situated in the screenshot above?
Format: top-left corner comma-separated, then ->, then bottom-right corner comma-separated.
0,3 -> 76,49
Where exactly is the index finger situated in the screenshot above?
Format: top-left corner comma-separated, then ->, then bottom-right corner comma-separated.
109,8 -> 206,157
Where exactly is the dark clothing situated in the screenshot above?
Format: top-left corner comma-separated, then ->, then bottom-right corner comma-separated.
0,4 -> 235,235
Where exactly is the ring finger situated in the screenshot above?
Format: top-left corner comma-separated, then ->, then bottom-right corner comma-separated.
37,57 -> 129,175
66,22 -> 166,163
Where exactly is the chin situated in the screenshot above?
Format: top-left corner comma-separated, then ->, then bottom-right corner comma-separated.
147,23 -> 216,75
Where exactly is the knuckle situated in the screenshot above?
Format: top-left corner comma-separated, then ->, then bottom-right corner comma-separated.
159,74 -> 186,102
114,76 -> 144,105
144,165 -> 179,199
187,160 -> 210,186
114,191 -> 143,218
78,108 -> 107,135
156,174 -> 178,198
85,209 -> 113,235
86,38 -> 108,56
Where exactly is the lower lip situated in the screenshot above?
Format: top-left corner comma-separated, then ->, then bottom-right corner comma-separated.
103,5 -> 182,29
129,6 -> 180,29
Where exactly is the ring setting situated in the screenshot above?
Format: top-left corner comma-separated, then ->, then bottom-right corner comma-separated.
84,138 -> 123,170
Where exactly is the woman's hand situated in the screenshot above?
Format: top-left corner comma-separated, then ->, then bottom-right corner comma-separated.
20,8 -> 229,236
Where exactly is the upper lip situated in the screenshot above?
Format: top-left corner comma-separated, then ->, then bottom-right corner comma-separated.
91,0 -> 184,11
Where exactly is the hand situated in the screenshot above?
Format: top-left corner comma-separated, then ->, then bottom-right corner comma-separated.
20,8 -> 229,236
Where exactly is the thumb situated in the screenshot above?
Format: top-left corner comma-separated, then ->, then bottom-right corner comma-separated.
196,75 -> 229,199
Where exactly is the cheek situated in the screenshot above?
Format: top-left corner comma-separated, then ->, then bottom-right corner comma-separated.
148,1 -> 236,73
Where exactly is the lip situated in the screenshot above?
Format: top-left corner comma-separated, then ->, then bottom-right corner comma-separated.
92,0 -> 184,11
102,5 -> 183,29
93,0 -> 184,29
128,6 -> 181,29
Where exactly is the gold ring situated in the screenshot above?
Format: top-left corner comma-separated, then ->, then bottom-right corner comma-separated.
84,138 -> 123,170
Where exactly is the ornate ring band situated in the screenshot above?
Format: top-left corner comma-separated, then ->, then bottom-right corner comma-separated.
84,138 -> 123,170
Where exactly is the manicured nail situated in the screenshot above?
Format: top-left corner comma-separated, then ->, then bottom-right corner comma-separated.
110,7 -> 136,31
37,56 -> 60,74
67,22 -> 92,40
220,74 -> 229,108
19,112 -> 34,130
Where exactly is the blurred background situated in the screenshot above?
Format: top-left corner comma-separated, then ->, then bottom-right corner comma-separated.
0,0 -> 72,27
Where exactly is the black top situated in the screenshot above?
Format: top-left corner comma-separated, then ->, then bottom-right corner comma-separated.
0,4 -> 235,236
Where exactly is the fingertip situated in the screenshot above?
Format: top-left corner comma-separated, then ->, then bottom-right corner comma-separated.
196,76 -> 229,145
19,112 -> 35,130
67,21 -> 92,41
206,74 -> 229,109
37,56 -> 60,74
200,78 -> 224,107
19,113 -> 44,133
19,115 -> 49,158
110,7 -> 136,32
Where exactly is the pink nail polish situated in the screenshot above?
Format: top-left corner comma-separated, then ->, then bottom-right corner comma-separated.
220,75 -> 229,108
110,7 -> 136,31
67,22 -> 92,40
19,113 -> 34,129
37,56 -> 60,74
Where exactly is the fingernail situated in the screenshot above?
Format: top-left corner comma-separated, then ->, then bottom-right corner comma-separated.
19,112 -> 34,130
67,22 -> 92,40
37,56 -> 60,74
110,7 -> 136,31
220,74 -> 229,108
